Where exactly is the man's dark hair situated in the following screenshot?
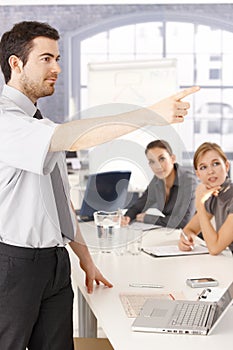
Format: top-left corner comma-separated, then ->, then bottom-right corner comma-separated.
0,21 -> 60,83
145,139 -> 173,156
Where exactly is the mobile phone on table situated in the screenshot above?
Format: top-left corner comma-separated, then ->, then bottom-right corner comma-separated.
186,277 -> 218,288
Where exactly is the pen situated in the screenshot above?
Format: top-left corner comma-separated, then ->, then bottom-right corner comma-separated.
129,283 -> 164,288
181,230 -> 194,250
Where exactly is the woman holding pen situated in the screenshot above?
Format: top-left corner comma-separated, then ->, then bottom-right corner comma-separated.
178,142 -> 233,255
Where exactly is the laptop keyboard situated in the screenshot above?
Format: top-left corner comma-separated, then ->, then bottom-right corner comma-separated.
170,302 -> 211,327
120,294 -> 173,318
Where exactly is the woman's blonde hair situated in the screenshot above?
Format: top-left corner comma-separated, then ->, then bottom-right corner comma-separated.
193,142 -> 228,170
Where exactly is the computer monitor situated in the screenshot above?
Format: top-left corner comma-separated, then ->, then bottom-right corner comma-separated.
78,170 -> 131,221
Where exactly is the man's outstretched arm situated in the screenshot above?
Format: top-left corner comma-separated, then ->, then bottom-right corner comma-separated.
49,86 -> 200,152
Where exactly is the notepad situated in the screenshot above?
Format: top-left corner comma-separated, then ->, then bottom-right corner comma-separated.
142,244 -> 209,257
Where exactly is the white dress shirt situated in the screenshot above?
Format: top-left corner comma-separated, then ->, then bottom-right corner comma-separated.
0,85 -> 76,248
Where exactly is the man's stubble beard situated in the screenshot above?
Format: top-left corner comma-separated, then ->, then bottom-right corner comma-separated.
21,75 -> 55,101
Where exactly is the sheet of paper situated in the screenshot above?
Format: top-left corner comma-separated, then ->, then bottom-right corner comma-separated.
142,244 -> 209,257
145,207 -> 165,217
129,222 -> 161,231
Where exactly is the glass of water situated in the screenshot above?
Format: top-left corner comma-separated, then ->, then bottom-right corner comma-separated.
93,210 -> 122,253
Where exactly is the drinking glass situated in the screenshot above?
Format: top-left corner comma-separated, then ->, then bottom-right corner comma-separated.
93,210 -> 122,253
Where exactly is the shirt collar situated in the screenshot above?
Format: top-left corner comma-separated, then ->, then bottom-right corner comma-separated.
2,84 -> 37,117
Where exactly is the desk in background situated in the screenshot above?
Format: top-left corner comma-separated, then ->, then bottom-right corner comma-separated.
68,224 -> 233,350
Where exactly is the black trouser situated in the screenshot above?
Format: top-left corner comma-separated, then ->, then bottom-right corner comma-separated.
0,242 -> 74,350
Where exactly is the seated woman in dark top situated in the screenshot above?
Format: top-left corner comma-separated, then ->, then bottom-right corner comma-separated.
121,139 -> 197,229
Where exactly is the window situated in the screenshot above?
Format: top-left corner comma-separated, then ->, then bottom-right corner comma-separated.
68,17 -> 233,164
209,68 -> 221,80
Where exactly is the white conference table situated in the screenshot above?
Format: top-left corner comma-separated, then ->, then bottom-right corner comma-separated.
68,222 -> 233,350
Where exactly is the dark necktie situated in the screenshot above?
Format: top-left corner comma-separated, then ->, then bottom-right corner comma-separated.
33,109 -> 74,241
33,109 -> 43,120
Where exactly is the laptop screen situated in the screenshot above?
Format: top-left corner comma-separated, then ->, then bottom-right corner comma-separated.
212,281 -> 233,327
79,170 -> 131,219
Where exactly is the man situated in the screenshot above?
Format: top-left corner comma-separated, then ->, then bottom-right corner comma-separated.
0,21 -> 199,350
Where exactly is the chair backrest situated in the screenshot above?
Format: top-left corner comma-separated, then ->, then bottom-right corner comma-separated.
79,170 -> 131,220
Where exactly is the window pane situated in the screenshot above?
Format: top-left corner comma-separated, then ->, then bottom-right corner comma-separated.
194,88 -> 222,113
194,120 -> 201,133
209,68 -> 221,80
222,30 -> 233,53
208,120 -> 221,133
195,25 -> 222,53
196,54 -> 222,85
81,32 -> 108,54
193,88 -> 226,150
221,88 -> 233,151
135,22 -> 163,54
166,22 -> 194,53
109,25 -> 135,53
167,53 -> 194,85
178,119 -> 195,159
222,88 -> 233,107
222,54 -> 233,85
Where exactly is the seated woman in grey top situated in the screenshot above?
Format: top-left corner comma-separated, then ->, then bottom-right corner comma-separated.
122,139 -> 197,229
178,142 -> 233,255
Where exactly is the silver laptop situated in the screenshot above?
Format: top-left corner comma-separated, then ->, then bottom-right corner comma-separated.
132,281 -> 233,335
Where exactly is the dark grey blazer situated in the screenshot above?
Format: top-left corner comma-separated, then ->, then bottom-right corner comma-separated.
125,163 -> 198,229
